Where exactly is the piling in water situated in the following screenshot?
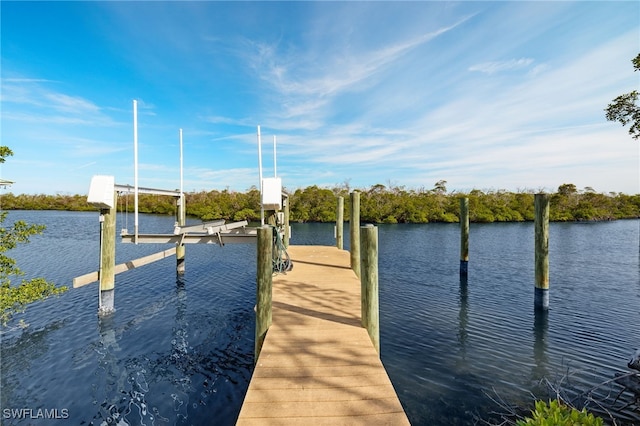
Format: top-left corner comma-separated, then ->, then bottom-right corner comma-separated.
534,194 -> 550,311
283,196 -> 290,248
360,224 -> 379,354
350,191 -> 361,278
99,192 -> 117,315
256,225 -> 273,362
459,197 -> 469,276
336,196 -> 344,250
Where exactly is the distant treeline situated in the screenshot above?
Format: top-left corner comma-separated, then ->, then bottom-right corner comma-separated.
2,182 -> 639,223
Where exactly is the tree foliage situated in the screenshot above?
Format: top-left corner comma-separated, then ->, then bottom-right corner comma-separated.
516,399 -> 603,426
2,183 -> 638,225
605,53 -> 640,140
0,147 -> 67,327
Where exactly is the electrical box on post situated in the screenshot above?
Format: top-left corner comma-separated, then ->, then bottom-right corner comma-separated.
262,177 -> 282,210
87,175 -> 115,209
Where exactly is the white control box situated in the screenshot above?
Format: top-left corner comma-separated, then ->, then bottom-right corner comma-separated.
87,175 -> 115,209
262,177 -> 282,210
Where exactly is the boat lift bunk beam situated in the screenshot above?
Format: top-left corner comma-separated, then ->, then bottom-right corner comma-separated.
115,184 -> 182,197
121,220 -> 256,246
120,230 -> 257,245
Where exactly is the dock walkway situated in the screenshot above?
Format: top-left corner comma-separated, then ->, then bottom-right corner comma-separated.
237,245 -> 409,425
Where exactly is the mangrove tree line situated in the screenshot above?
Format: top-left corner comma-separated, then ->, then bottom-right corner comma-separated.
2,182 -> 639,224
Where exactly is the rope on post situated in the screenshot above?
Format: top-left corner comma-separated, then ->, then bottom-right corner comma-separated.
271,225 -> 292,274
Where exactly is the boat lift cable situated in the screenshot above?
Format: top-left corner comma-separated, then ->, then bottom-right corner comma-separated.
118,191 -> 130,234
124,192 -> 129,232
272,225 -> 292,274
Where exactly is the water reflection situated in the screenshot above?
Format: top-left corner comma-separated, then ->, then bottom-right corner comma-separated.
85,271 -> 254,425
7,215 -> 638,425
457,275 -> 469,371
0,321 -> 65,410
532,310 -> 549,395
94,315 -> 155,425
89,274 -> 194,425
170,275 -> 191,423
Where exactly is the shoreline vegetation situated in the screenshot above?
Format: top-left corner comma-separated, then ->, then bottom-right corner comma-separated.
2,182 -> 639,224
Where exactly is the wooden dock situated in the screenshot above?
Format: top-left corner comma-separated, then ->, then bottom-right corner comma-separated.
237,245 -> 409,425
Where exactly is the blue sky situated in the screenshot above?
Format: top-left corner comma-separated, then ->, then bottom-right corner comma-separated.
1,1 -> 639,195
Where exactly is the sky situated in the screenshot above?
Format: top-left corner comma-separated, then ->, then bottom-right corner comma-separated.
1,1 -> 639,196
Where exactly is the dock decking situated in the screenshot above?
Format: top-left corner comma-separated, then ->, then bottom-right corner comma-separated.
236,245 -> 409,425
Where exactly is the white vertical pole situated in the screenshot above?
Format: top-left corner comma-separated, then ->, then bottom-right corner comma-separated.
133,99 -> 139,244
179,128 -> 184,195
273,135 -> 277,177
177,128 -> 186,273
257,125 -> 264,226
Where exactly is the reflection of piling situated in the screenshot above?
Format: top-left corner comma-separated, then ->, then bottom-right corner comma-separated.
350,191 -> 361,278
96,315 -> 128,422
255,226 -> 273,362
459,197 -> 469,276
99,193 -> 116,315
457,275 -> 469,369
360,224 -> 379,353
458,275 -> 468,345
534,194 -> 550,311
176,193 -> 186,274
336,196 -> 344,250
532,309 -> 549,391
172,274 -> 190,417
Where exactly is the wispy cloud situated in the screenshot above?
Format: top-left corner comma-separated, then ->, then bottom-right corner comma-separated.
245,15 -> 474,127
2,2 -> 637,195
73,161 -> 97,170
45,93 -> 101,114
203,115 -> 255,127
469,58 -> 534,74
2,77 -> 57,83
266,27 -> 638,193
187,167 -> 258,191
2,78 -> 116,126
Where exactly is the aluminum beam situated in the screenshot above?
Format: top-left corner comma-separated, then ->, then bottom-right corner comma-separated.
121,228 -> 257,245
115,183 -> 182,197
174,220 -> 249,235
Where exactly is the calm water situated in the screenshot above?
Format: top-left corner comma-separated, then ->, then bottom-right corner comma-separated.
1,211 -> 639,425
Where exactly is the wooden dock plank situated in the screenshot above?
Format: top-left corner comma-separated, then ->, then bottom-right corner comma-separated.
237,413 -> 409,426
241,383 -> 401,403
237,245 -> 409,425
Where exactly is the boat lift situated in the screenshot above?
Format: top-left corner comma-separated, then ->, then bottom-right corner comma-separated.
113,184 -> 257,247
73,100 -> 288,316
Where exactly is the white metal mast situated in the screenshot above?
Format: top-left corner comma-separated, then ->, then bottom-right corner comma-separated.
133,99 -> 139,244
179,128 -> 184,195
257,125 -> 264,226
179,128 -> 184,220
273,135 -> 277,177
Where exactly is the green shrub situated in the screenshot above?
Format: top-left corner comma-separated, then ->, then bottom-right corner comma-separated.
516,400 -> 603,426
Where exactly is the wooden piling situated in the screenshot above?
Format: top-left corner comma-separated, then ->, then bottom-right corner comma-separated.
360,224 -> 379,354
460,197 -> 469,276
176,194 -> 186,274
283,195 -> 290,248
266,210 -> 277,227
256,225 -> 273,362
350,191 -> 361,278
336,196 -> 344,250
534,193 -> 550,311
99,192 -> 117,315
